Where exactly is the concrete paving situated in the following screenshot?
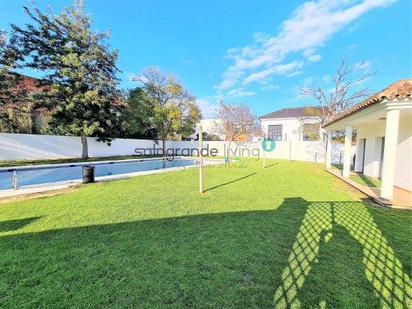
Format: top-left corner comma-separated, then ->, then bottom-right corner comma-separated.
326,168 -> 412,210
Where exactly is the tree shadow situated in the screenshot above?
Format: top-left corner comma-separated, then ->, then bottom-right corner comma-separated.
204,172 -> 257,192
0,198 -> 308,307
0,198 -> 410,307
356,173 -> 379,187
264,162 -> 279,169
332,163 -> 343,170
300,225 -> 380,308
0,217 -> 40,233
273,199 -> 411,308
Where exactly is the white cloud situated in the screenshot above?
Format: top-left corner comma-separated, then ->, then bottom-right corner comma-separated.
308,54 -> 322,62
287,70 -> 304,77
242,61 -> 304,85
217,0 -> 395,89
261,84 -> 279,91
322,74 -> 331,83
196,97 -> 220,119
129,74 -> 148,84
302,49 -> 321,62
216,66 -> 244,90
227,88 -> 256,97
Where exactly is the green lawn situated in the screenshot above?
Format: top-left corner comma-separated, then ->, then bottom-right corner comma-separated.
332,164 -> 382,187
0,159 -> 411,307
351,173 -> 382,188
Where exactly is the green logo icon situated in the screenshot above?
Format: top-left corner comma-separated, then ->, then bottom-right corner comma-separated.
261,138 -> 276,152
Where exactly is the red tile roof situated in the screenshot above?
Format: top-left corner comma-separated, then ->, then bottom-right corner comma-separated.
3,73 -> 125,107
0,73 -> 50,109
260,106 -> 322,119
16,74 -> 50,92
323,79 -> 412,128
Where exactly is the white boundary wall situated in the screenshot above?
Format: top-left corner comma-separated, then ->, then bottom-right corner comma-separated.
0,133 -> 349,164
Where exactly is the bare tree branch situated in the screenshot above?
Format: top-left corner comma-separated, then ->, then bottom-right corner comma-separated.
300,60 -> 376,124
216,101 -> 261,141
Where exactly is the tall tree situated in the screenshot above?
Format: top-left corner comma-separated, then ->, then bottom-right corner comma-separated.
9,1 -> 123,158
123,87 -> 157,139
134,67 -> 201,151
301,60 -> 375,124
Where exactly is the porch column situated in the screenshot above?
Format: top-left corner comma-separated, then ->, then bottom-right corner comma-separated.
354,138 -> 363,172
325,131 -> 332,169
380,109 -> 400,201
343,125 -> 352,178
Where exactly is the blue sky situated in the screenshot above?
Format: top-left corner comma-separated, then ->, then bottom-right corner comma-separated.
1,0 -> 411,118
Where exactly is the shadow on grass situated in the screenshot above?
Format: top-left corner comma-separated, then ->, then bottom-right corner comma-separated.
273,200 -> 411,308
355,173 -> 380,188
264,162 -> 279,169
0,197 -> 307,307
0,217 -> 40,232
205,172 -> 257,192
0,199 -> 410,307
332,163 -> 343,170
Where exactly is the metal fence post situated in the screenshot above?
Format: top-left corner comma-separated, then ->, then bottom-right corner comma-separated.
12,170 -> 18,190
198,125 -> 203,193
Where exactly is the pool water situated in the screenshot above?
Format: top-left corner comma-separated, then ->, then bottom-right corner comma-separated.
0,158 -> 197,190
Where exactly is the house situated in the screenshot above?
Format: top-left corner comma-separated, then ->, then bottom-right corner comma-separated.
323,79 -> 412,204
259,106 -> 323,141
189,119 -> 224,141
0,73 -> 50,133
1,72 -> 126,134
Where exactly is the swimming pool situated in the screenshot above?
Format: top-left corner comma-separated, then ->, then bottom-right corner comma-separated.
0,158 -> 198,190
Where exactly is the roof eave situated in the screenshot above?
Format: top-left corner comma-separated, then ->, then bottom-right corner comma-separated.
322,101 -> 388,130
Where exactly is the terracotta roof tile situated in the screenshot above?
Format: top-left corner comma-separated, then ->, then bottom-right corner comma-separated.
323,79 -> 412,127
260,106 -> 322,119
12,73 -> 50,92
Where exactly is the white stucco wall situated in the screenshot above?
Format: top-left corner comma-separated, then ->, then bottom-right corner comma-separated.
0,133 -> 349,164
395,115 -> 412,191
0,134 -> 157,159
356,115 -> 412,191
357,124 -> 385,178
260,117 -> 321,141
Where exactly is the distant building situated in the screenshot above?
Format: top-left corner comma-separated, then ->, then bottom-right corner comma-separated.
1,72 -> 125,134
199,119 -> 223,138
189,119 -> 224,141
259,106 -> 323,141
0,73 -> 51,133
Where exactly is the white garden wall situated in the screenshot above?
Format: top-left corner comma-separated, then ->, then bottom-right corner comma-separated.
0,133 -> 348,164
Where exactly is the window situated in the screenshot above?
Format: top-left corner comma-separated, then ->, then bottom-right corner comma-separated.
303,123 -> 320,141
267,125 -> 283,141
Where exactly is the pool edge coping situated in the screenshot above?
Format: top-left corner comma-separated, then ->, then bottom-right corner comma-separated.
0,158 -> 224,200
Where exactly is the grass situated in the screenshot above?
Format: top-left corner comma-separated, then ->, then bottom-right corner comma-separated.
332,163 -> 382,187
0,159 -> 411,307
350,173 -> 382,188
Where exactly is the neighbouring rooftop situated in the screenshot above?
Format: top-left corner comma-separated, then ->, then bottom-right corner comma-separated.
259,106 -> 322,120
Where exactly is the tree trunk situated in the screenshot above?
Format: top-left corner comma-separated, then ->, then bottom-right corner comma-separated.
27,106 -> 35,134
227,136 -> 235,158
162,137 -> 166,156
81,136 -> 89,159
